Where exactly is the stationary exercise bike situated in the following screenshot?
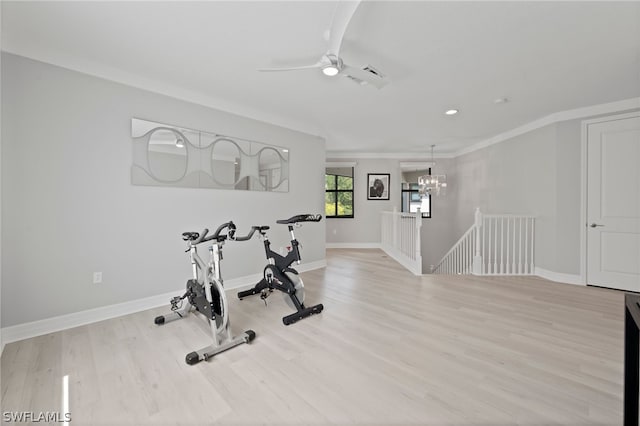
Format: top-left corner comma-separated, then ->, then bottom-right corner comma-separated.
235,214 -> 324,325
154,221 -> 255,365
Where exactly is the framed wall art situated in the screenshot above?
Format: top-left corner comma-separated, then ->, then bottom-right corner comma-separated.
367,173 -> 390,200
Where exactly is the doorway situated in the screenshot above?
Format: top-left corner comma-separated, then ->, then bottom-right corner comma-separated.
585,112 -> 640,291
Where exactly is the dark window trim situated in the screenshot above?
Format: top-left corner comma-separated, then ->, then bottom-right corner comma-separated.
325,172 -> 354,219
401,168 -> 431,218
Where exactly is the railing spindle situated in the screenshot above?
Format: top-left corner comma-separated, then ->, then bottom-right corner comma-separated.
463,238 -> 466,274
531,219 -> 535,274
512,217 -> 516,274
524,218 -> 529,274
518,217 -> 523,274
503,217 -> 508,274
482,220 -> 486,274
490,217 -> 494,274
493,217 -> 497,274
464,236 -> 468,274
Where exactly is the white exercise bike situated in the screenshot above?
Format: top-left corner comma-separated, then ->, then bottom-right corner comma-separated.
154,221 -> 255,365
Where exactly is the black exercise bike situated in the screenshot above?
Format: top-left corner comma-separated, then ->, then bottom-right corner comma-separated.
235,214 -> 324,325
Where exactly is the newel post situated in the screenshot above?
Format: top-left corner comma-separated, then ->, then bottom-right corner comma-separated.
472,207 -> 483,275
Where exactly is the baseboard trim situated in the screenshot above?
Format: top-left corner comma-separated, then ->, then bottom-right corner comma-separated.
1,290 -> 178,348
326,243 -> 381,249
0,259 -> 327,348
535,267 -> 584,286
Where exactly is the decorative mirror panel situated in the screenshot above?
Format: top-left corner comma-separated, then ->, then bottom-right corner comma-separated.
131,118 -> 289,192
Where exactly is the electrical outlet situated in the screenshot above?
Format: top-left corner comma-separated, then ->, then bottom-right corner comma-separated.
93,272 -> 102,284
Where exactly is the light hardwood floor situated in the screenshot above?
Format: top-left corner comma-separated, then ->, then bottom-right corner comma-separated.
1,249 -> 625,425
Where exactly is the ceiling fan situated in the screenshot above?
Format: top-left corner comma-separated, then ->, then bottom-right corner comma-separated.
258,1 -> 388,89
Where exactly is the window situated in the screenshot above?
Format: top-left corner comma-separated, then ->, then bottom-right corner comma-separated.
401,169 -> 431,218
325,167 -> 354,218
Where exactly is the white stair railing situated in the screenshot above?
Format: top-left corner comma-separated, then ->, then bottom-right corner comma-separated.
480,213 -> 535,275
433,208 -> 535,275
432,226 -> 476,274
381,209 -> 422,275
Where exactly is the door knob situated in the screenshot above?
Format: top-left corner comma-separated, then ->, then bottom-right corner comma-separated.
590,223 -> 605,228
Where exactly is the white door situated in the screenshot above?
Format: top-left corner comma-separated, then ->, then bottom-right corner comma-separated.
587,114 -> 640,291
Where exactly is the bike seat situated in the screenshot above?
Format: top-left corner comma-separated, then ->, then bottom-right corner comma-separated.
182,232 -> 199,241
276,214 -> 322,224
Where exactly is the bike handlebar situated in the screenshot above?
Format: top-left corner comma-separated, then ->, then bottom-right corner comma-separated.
232,225 -> 270,241
193,228 -> 209,245
183,215 -> 321,245
182,221 -> 236,245
205,221 -> 235,242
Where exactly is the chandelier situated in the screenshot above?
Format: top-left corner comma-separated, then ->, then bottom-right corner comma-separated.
418,145 -> 447,196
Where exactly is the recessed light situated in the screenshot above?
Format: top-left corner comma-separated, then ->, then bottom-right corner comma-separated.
282,149 -> 289,153
445,109 -> 459,115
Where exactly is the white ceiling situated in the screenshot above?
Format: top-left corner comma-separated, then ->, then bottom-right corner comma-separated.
2,1 -> 639,155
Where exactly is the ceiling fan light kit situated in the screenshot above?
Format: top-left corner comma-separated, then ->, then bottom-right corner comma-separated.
322,66 -> 340,76
321,55 -> 342,76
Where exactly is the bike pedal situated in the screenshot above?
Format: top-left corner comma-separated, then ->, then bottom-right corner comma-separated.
260,290 -> 271,306
170,296 -> 183,311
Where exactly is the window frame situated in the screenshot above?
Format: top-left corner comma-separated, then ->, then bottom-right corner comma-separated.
401,168 -> 431,218
325,169 -> 354,219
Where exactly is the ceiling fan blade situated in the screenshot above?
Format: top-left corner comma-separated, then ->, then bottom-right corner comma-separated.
326,0 -> 362,57
342,64 -> 389,89
258,61 -> 324,72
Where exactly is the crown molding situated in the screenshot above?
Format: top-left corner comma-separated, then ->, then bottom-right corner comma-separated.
326,161 -> 357,168
2,49 -> 324,141
399,161 -> 434,170
327,97 -> 640,160
454,97 -> 640,157
326,151 -> 454,160
4,50 -> 637,160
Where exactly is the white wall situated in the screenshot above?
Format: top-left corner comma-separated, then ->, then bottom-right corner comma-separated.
454,125 -> 558,271
325,158 -> 398,245
453,109 -> 639,276
326,107 -> 640,278
0,4 -> 3,352
325,157 -> 458,272
420,158 -> 457,272
554,120 -> 583,275
1,53 -> 325,328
